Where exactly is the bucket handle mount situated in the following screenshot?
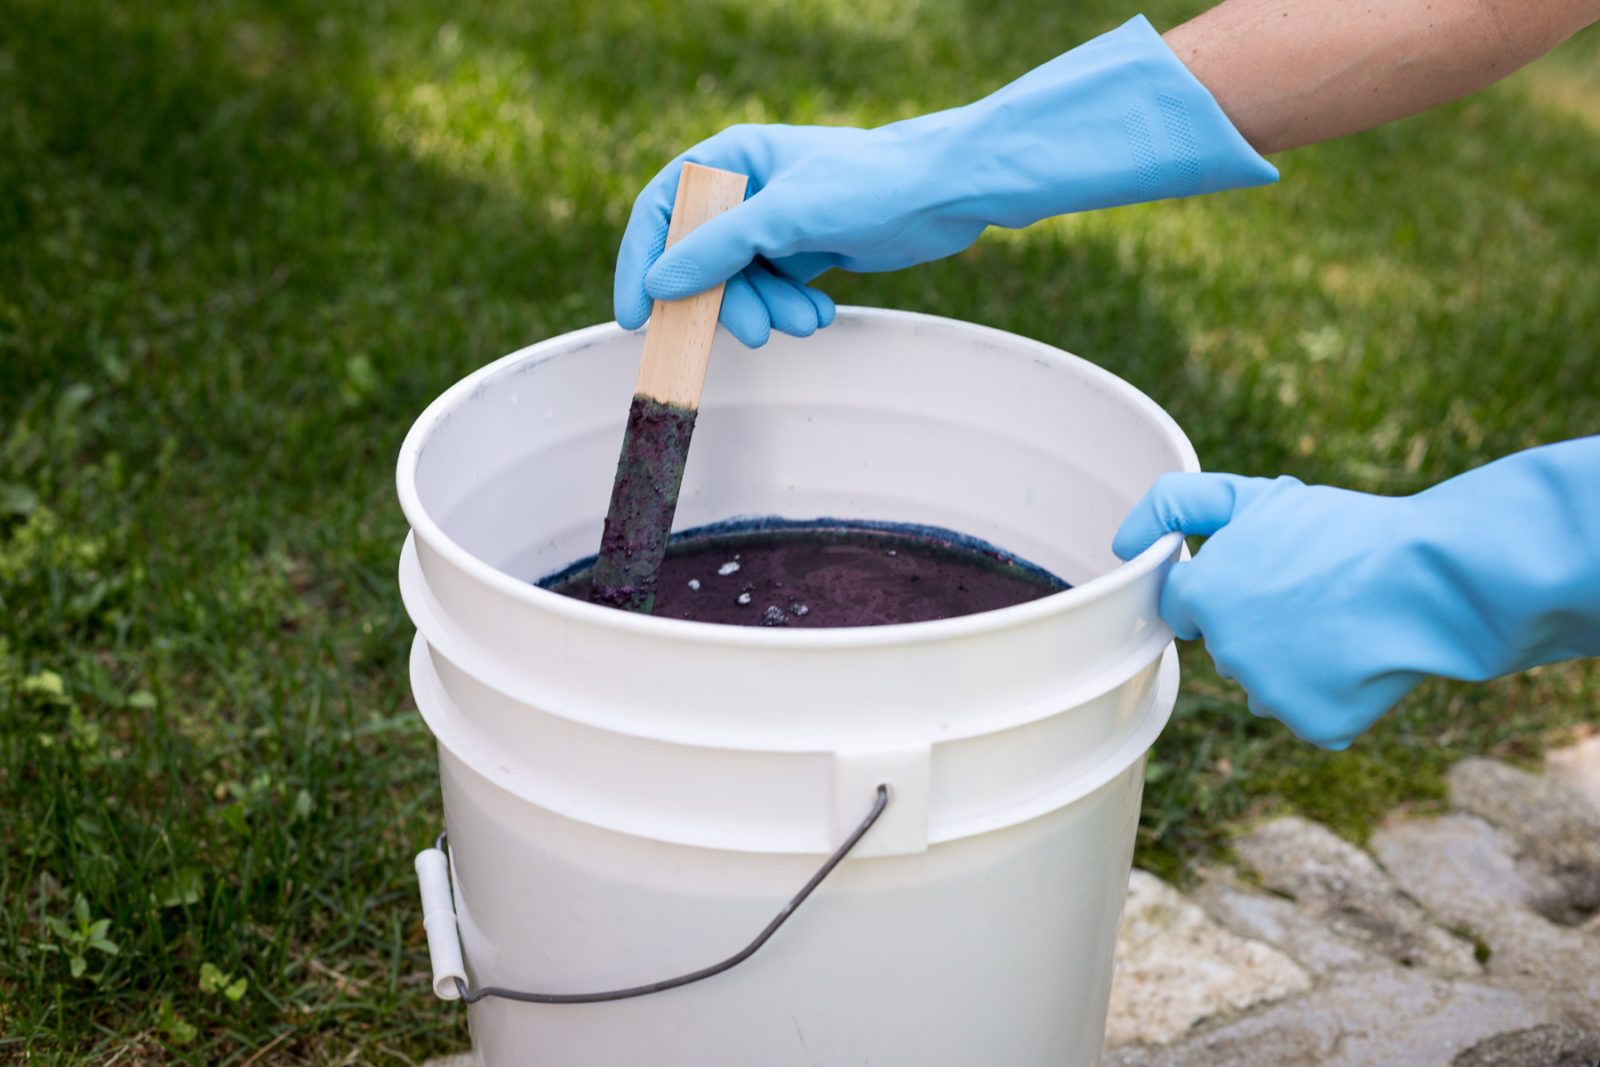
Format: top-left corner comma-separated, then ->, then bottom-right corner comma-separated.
414,784 -> 890,1005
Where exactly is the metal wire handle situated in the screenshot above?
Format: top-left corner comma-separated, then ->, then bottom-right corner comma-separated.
441,783 -> 890,1005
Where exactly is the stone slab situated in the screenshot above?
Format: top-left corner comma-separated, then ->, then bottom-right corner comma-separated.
1545,734 -> 1600,814
1190,875 -> 1372,977
1105,870 -> 1311,1047
1373,814 -> 1600,1029
1452,1023 -> 1600,1067
1449,758 -> 1600,924
1104,966 -> 1557,1067
1233,816 -> 1479,976
1370,813 -> 1555,912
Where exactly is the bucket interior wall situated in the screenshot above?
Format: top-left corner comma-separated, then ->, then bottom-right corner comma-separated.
415,311 -> 1194,590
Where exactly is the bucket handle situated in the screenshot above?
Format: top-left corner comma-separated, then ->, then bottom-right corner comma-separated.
414,784 -> 890,1004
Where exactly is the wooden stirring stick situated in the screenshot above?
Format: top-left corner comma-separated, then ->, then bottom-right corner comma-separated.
590,163 -> 749,613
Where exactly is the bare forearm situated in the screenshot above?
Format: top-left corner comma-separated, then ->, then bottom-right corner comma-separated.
1165,0 -> 1600,154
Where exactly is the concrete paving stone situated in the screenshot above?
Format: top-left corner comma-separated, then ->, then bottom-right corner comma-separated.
1103,1003 -> 1332,1067
1370,813 -> 1561,913
1372,814 -> 1600,1029
1448,758 -> 1600,925
1104,965 -> 1558,1067
1546,734 -> 1600,814
1233,816 -> 1480,976
1105,870 -> 1312,1047
1451,1022 -> 1600,1067
420,1056 -> 476,1067
1190,875 -> 1373,976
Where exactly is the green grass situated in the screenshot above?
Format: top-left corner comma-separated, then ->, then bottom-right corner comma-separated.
2,0 -> 1597,1061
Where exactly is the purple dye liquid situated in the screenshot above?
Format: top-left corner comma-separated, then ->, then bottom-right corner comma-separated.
542,523 -> 1069,628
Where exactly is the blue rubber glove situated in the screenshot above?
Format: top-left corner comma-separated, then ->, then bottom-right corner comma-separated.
1112,437 -> 1600,749
615,15 -> 1276,347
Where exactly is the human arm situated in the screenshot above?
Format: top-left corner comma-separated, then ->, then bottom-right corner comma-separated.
1165,0 -> 1600,153
614,1 -> 1600,345
1111,437 -> 1600,749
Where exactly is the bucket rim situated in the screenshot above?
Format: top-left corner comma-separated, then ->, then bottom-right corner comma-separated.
402,530 -> 1175,749
415,633 -> 1179,854
395,306 -> 1196,649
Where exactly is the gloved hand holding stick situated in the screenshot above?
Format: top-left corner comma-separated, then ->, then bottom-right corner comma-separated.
615,16 -> 1276,348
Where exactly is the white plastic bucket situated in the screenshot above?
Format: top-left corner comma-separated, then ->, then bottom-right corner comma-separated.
397,308 -> 1196,1066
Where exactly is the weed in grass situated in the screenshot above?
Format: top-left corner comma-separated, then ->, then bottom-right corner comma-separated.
38,893 -> 120,984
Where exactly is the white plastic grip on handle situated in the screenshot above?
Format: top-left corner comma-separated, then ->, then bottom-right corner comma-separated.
415,847 -> 468,1000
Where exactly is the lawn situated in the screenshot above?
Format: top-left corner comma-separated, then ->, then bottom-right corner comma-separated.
2,0 -> 1597,1062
